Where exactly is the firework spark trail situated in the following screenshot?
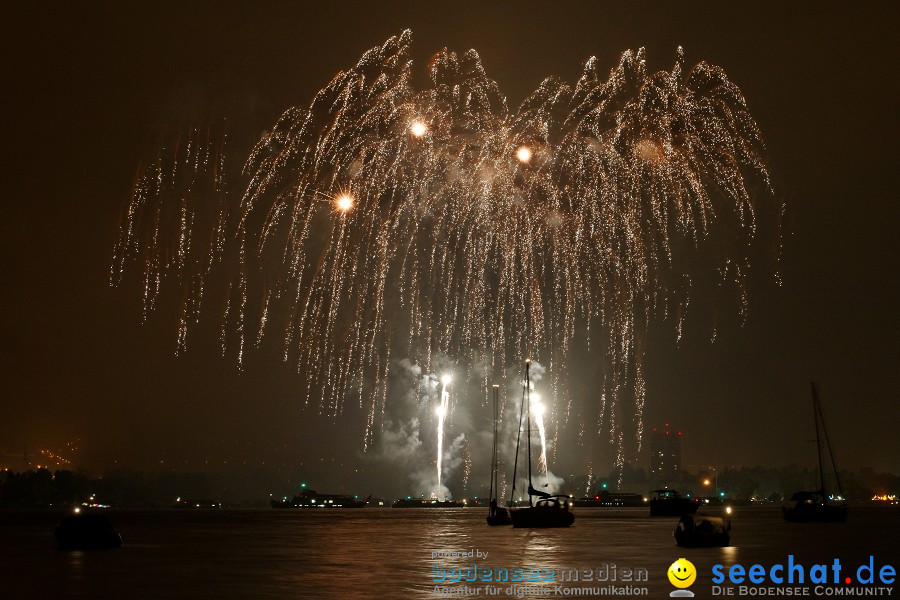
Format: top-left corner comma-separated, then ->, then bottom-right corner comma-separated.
113,31 -> 774,467
435,375 -> 450,499
533,394 -> 549,485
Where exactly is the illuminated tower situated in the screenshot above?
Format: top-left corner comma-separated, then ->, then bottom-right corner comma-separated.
649,424 -> 682,482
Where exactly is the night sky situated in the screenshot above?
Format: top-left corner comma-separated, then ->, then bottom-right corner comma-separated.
3,1 -> 898,497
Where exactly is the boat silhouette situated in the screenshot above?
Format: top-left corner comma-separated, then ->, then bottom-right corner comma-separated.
675,511 -> 731,547
650,489 -> 700,517
782,382 -> 848,523
509,360 -> 574,528
271,487 -> 365,508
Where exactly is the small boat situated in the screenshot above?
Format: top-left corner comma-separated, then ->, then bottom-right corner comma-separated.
392,497 -> 462,508
487,384 -> 511,526
511,493 -> 575,528
509,360 -> 574,529
675,512 -> 731,547
650,489 -> 699,517
783,383 -> 848,523
173,498 -> 222,509
574,491 -> 644,507
271,487 -> 365,508
55,512 -> 122,550
784,491 -> 847,522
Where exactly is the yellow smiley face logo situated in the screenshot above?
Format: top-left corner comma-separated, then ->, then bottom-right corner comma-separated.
668,558 -> 697,588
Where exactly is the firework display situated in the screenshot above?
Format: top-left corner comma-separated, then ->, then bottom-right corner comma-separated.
112,30 -> 772,472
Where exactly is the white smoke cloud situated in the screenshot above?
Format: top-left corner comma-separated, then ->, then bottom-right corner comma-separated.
361,355 -> 570,503
362,353 -> 473,500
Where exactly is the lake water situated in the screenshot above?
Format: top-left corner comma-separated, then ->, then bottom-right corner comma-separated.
1,507 -> 897,599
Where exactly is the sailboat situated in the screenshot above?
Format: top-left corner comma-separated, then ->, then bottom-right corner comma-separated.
509,359 -> 574,528
782,382 -> 848,523
487,384 -> 512,526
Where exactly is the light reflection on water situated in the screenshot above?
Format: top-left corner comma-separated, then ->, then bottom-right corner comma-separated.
1,507 -> 896,599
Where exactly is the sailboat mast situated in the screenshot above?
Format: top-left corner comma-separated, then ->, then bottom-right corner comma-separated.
526,359 -> 533,507
811,382 -> 826,493
510,365 -> 527,506
816,384 -> 845,496
489,384 -> 498,511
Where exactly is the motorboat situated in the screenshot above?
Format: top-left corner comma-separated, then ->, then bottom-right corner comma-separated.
649,489 -> 699,517
674,512 -> 731,547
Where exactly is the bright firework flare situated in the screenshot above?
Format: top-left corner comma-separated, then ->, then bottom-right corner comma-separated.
515,146 -> 532,163
112,31 -> 775,467
334,193 -> 354,213
409,120 -> 428,137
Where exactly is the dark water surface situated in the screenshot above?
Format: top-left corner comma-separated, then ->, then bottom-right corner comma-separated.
1,507 -> 897,599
